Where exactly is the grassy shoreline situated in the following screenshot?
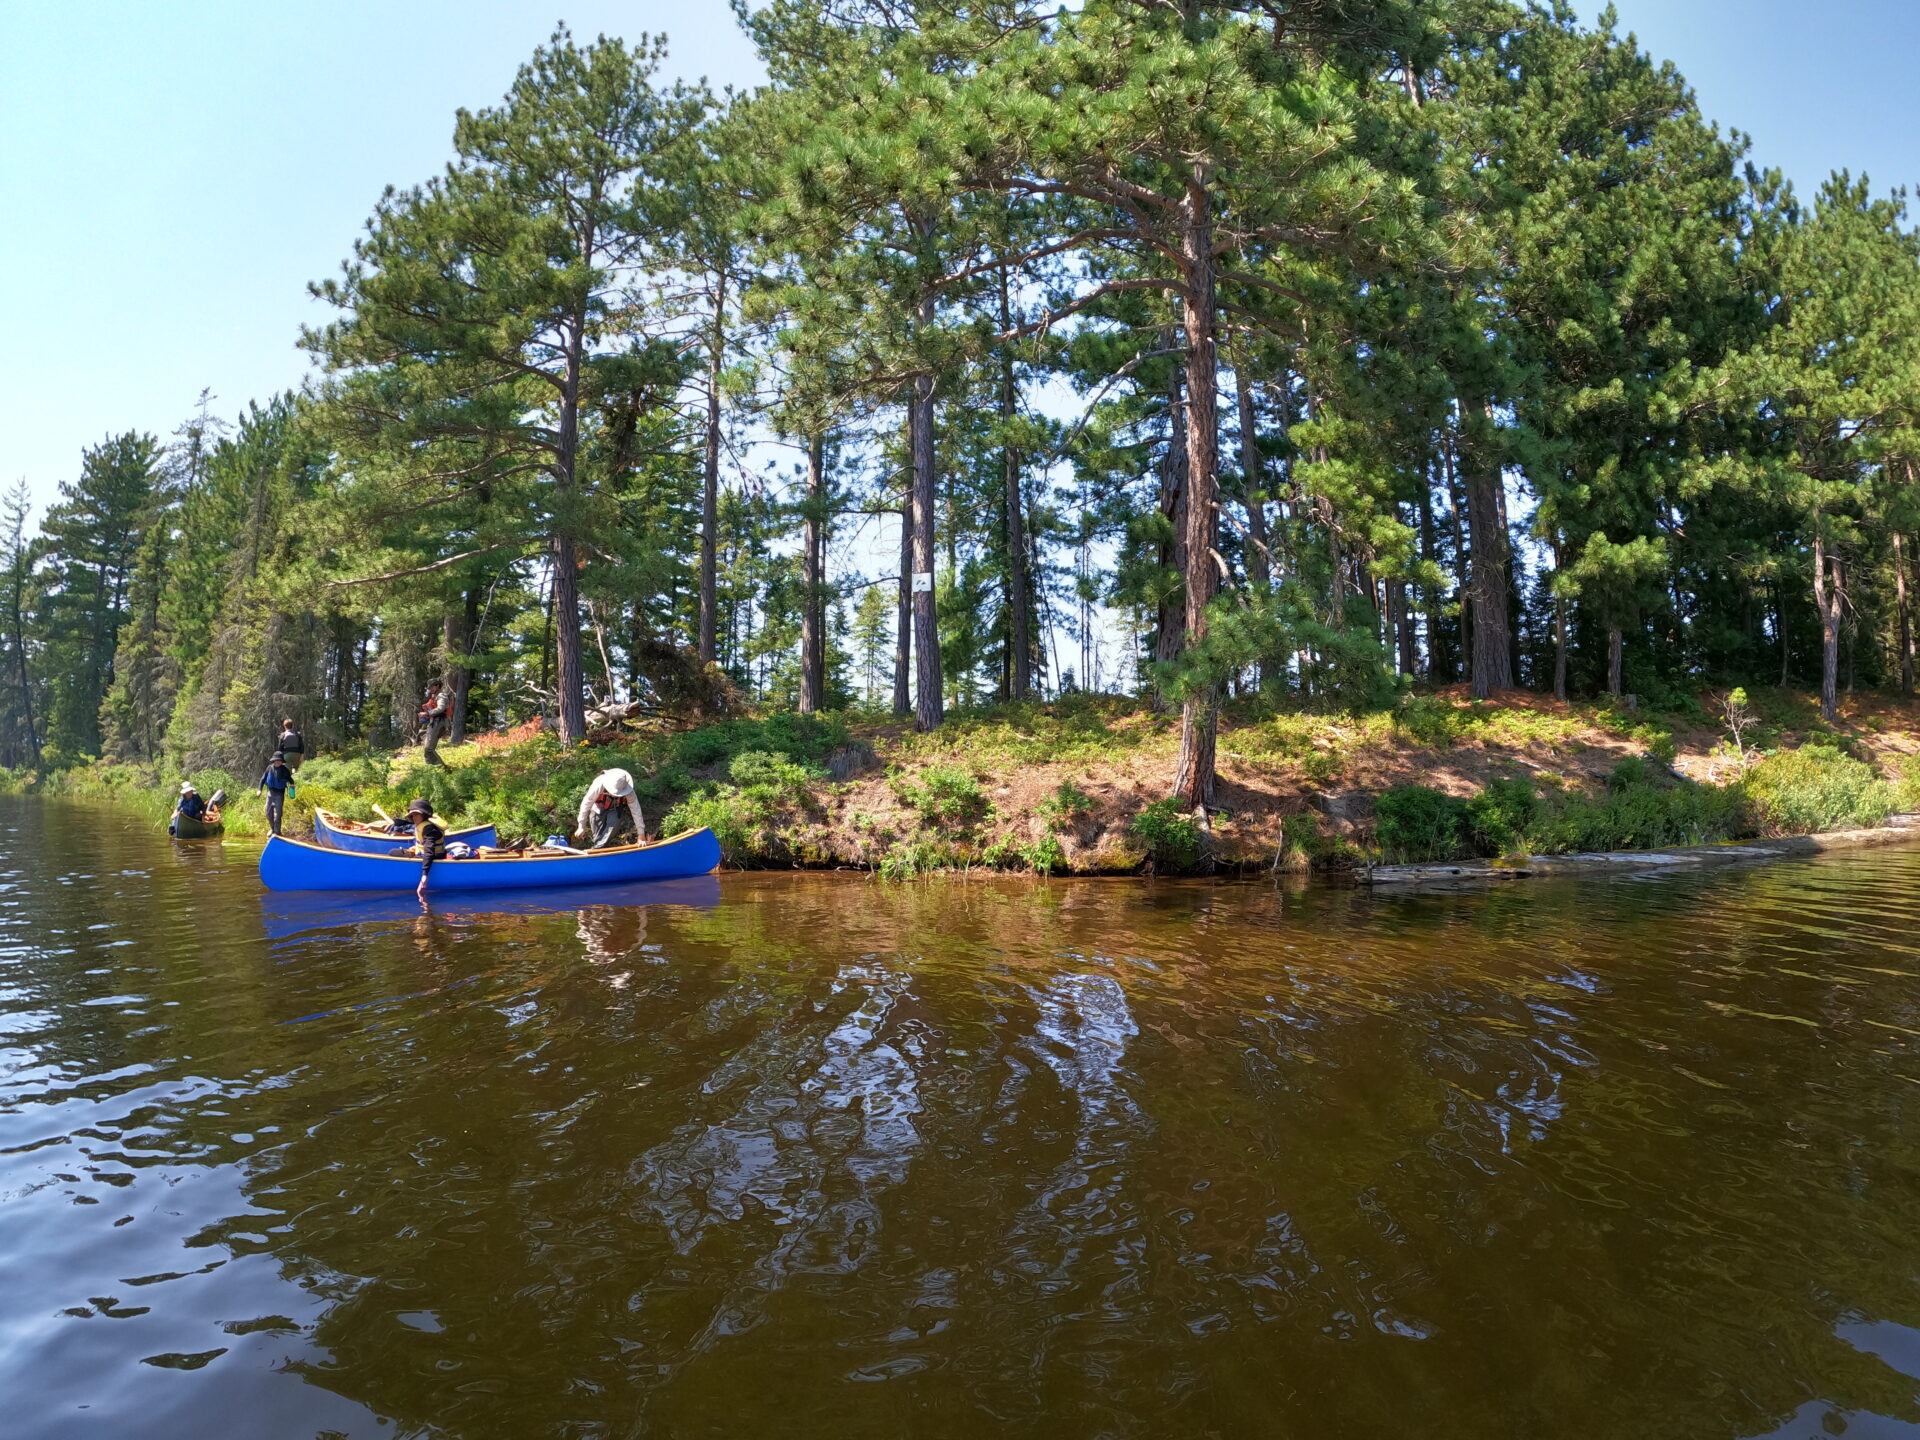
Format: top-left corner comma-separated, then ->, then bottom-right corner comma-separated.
7,688 -> 1918,877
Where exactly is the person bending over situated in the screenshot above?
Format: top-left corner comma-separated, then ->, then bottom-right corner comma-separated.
575,767 -> 644,850
409,797 -> 446,901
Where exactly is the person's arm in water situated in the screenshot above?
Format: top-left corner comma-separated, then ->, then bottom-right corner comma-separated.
415,819 -> 445,899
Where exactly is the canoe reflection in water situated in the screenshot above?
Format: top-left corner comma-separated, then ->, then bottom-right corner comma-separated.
257,873 -> 723,945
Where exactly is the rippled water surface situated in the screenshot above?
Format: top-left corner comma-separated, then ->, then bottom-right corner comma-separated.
6,796 -> 1920,1438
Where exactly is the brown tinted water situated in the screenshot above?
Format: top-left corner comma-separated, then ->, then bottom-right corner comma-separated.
4,796 -> 1920,1439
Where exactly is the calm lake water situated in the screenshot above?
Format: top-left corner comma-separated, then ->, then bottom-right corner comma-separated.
5,796 -> 1920,1439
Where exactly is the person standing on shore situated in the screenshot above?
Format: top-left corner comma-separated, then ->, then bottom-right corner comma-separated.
419,681 -> 450,766
276,717 -> 305,771
257,751 -> 296,836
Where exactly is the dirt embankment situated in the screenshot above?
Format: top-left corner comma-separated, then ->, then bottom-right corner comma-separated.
731,688 -> 1920,875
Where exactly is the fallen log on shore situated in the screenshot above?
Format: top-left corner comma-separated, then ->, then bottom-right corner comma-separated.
1363,815 -> 1920,885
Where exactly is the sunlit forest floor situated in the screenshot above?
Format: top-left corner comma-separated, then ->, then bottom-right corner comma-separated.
13,685 -> 1920,876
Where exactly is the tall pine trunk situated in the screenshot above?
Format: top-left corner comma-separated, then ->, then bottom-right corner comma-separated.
1460,396 -> 1514,699
1606,623 -> 1623,698
1172,170 -> 1220,812
1235,360 -> 1269,689
551,317 -> 589,743
893,488 -> 912,718
1418,468 -> 1443,682
1551,534 -> 1568,703
1553,597 -> 1569,702
5,565 -> 36,764
1896,530 -> 1914,696
999,268 -> 1032,702
698,269 -> 725,667
1444,437 -> 1472,682
1154,333 -> 1188,713
799,433 -> 826,714
1395,581 -> 1418,676
444,586 -> 476,747
1812,527 -> 1840,723
910,369 -> 943,732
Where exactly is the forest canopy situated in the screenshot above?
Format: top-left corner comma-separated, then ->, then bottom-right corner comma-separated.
5,1 -> 1919,809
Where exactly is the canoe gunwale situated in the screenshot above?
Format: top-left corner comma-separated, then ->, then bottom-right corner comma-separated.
312,808 -> 497,854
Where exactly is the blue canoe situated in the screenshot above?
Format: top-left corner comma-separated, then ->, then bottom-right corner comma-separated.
258,829 -> 722,893
313,808 -> 498,854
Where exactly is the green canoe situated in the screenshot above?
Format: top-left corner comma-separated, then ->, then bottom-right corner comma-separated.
172,807 -> 224,839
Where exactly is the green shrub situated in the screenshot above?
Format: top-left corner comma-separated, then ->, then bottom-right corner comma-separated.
295,753 -> 390,791
1128,798 -> 1202,870
1895,755 -> 1920,815
728,750 -> 820,806
979,836 -> 1021,868
1526,778 -> 1747,854
1394,695 -> 1465,748
656,750 -> 823,863
876,836 -> 958,881
1022,834 -> 1068,875
1037,780 -> 1096,830
1464,777 -> 1538,856
660,790 -> 757,860
895,765 -> 989,828
671,712 -> 847,771
1607,756 -> 1652,791
1300,749 -> 1344,785
1374,785 -> 1465,862
1740,744 -> 1893,835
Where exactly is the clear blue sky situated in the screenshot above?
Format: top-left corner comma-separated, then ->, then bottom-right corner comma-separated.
2,0 -> 1917,516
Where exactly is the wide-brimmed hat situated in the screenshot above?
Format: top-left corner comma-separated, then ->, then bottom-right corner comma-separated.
179,781 -> 197,794
407,796 -> 433,817
272,751 -> 285,762
603,768 -> 635,798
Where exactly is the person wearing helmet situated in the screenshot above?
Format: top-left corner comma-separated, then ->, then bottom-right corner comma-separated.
575,767 -> 644,850
408,797 -> 446,900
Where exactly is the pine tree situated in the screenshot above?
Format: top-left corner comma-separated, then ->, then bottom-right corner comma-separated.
0,479 -> 39,767
750,0 -> 1431,800
306,28 -> 702,743
37,432 -> 159,759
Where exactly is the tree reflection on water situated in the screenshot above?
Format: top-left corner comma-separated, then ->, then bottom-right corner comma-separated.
4,799 -> 1920,1438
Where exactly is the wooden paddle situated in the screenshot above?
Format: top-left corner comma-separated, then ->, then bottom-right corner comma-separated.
371,803 -> 395,827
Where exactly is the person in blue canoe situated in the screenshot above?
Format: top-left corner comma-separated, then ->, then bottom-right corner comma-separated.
257,751 -> 296,837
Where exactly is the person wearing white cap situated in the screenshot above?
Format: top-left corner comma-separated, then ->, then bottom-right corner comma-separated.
575,767 -> 644,850
171,782 -> 208,833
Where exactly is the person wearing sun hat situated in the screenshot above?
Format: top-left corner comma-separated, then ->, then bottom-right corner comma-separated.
574,767 -> 644,850
408,796 -> 446,901
169,782 -> 207,836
